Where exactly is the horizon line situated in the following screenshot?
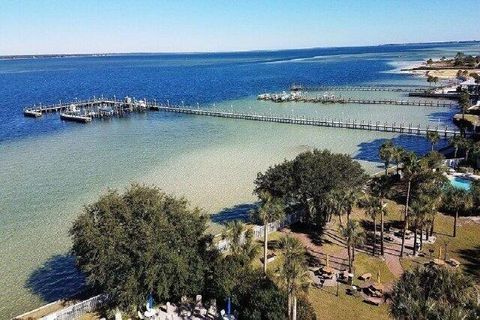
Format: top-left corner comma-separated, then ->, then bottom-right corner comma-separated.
1,39 -> 479,59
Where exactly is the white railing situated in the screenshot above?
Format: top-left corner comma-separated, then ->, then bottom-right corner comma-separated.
39,294 -> 108,320
444,157 -> 465,168
216,213 -> 300,252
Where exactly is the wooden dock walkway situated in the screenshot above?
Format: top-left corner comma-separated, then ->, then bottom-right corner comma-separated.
258,95 -> 456,107
291,85 -> 430,93
155,105 -> 458,137
23,97 -> 460,137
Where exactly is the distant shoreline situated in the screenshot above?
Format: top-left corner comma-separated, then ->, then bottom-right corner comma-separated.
1,40 -> 479,61
401,63 -> 480,81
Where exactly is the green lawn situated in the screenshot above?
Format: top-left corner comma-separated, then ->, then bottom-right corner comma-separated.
256,203 -> 480,320
308,286 -> 391,320
352,253 -> 396,285
401,213 -> 480,278
264,228 -> 397,320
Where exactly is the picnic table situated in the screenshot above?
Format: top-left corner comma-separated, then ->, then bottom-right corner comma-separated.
359,273 -> 372,281
447,258 -> 461,268
431,258 -> 446,266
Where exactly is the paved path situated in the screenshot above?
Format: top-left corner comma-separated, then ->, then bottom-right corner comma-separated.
384,253 -> 403,278
284,224 -> 404,279
282,228 -> 349,271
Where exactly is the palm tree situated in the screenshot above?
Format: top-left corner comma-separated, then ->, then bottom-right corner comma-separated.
459,91 -> 471,122
370,176 -> 393,255
392,146 -> 405,175
339,219 -> 365,272
426,131 -> 440,151
410,198 -> 431,255
339,189 -> 359,223
472,141 -> 480,163
279,236 -> 309,320
364,196 -> 383,256
379,140 -> 395,175
350,222 -> 365,263
329,189 -> 345,226
323,191 -> 339,223
447,188 -> 473,237
391,265 -> 478,319
461,138 -> 474,162
223,220 -> 259,261
449,135 -> 464,158
255,192 -> 285,274
400,151 -> 420,257
223,220 -> 244,256
458,91 -> 471,136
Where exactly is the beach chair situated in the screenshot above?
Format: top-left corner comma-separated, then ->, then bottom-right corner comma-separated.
364,296 -> 381,306
359,273 -> 372,281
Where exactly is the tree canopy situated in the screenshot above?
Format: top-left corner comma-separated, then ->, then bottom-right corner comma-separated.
70,184 -> 213,311
254,149 -> 367,226
391,266 -> 479,320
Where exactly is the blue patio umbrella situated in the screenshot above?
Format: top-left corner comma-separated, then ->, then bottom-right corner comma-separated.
226,297 -> 231,315
147,294 -> 154,310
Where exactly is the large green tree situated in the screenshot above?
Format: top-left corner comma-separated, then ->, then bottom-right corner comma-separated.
391,266 -> 480,319
238,278 -> 316,320
240,278 -> 288,320
255,149 -> 366,228
70,184 -> 213,312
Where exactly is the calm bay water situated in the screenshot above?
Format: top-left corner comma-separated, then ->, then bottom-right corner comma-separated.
1,42 -> 479,318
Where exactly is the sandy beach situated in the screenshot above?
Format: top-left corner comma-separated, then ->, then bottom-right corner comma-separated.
401,60 -> 480,80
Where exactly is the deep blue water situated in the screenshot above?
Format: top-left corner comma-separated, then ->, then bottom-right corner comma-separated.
0,43 -> 455,143
1,42 -> 478,318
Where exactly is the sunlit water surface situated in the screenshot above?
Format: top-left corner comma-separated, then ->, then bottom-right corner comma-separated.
1,42 -> 479,317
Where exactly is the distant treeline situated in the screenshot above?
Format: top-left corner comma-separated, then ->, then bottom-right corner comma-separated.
0,53 -> 113,60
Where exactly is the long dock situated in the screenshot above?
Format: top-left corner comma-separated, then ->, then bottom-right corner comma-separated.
257,94 -> 456,107
156,105 -> 459,137
291,85 -> 430,93
23,97 -> 460,137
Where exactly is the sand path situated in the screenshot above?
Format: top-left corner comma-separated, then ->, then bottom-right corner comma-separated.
283,224 -> 404,279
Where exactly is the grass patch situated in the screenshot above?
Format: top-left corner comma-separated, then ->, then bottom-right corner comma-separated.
394,211 -> 480,279
352,253 -> 396,285
253,231 -> 285,271
308,286 -> 391,320
405,213 -> 480,277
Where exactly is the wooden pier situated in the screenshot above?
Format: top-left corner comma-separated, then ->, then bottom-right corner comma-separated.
23,97 -> 460,137
257,94 -> 456,107
155,105 -> 459,137
291,85 -> 430,93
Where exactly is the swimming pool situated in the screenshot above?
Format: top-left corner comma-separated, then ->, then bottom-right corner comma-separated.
449,176 -> 472,191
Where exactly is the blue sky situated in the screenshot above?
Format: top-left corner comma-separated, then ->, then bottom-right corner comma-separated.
0,0 -> 479,55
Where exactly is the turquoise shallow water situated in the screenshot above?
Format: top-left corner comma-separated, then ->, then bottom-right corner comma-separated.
1,43 -> 479,318
449,176 -> 472,191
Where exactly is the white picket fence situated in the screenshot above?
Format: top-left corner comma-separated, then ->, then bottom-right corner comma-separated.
19,214 -> 299,320
215,213 -> 299,252
444,157 -> 464,168
39,294 -> 108,320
